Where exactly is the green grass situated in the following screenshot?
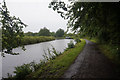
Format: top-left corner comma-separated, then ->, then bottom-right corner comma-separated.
26,39 -> 86,78
89,38 -> 98,43
83,37 -> 98,43
22,36 -> 55,45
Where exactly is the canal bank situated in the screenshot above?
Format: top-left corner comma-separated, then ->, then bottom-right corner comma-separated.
25,39 -> 86,78
2,39 -> 75,78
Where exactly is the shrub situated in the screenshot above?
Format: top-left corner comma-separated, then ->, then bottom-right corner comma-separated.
75,38 -> 81,43
14,64 -> 32,79
13,46 -> 59,79
68,41 -> 75,48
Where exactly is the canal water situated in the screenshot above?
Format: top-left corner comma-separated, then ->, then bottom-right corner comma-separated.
2,39 -> 75,78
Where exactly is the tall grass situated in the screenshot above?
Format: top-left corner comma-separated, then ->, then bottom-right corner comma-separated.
22,36 -> 55,45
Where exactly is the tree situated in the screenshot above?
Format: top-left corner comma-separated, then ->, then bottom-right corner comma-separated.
50,31 -> 55,37
25,32 -> 34,36
0,1 -> 27,56
38,27 -> 50,36
24,32 -> 39,36
66,33 -> 74,37
33,32 -> 39,36
55,28 -> 64,37
0,28 -> 2,51
49,1 -> 120,44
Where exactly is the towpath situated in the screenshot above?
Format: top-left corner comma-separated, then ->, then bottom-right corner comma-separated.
62,39 -> 119,79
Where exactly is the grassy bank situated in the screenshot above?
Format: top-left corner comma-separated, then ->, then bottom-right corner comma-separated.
22,36 -> 55,45
25,39 -> 86,78
83,37 -> 99,43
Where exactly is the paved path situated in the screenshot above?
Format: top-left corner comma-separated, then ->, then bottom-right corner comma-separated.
62,39 -> 119,79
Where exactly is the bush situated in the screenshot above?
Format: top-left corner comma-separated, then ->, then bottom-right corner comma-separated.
14,64 -> 32,79
13,61 -> 46,79
75,38 -> 81,43
12,46 -> 60,79
68,41 -> 75,48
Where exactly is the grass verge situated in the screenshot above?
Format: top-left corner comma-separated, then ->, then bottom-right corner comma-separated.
26,39 -> 86,79
83,37 -> 98,43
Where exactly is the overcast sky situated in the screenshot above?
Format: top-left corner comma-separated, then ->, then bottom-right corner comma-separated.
2,0 -> 68,33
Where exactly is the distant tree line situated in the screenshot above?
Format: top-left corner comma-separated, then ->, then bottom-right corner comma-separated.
24,27 -> 65,37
